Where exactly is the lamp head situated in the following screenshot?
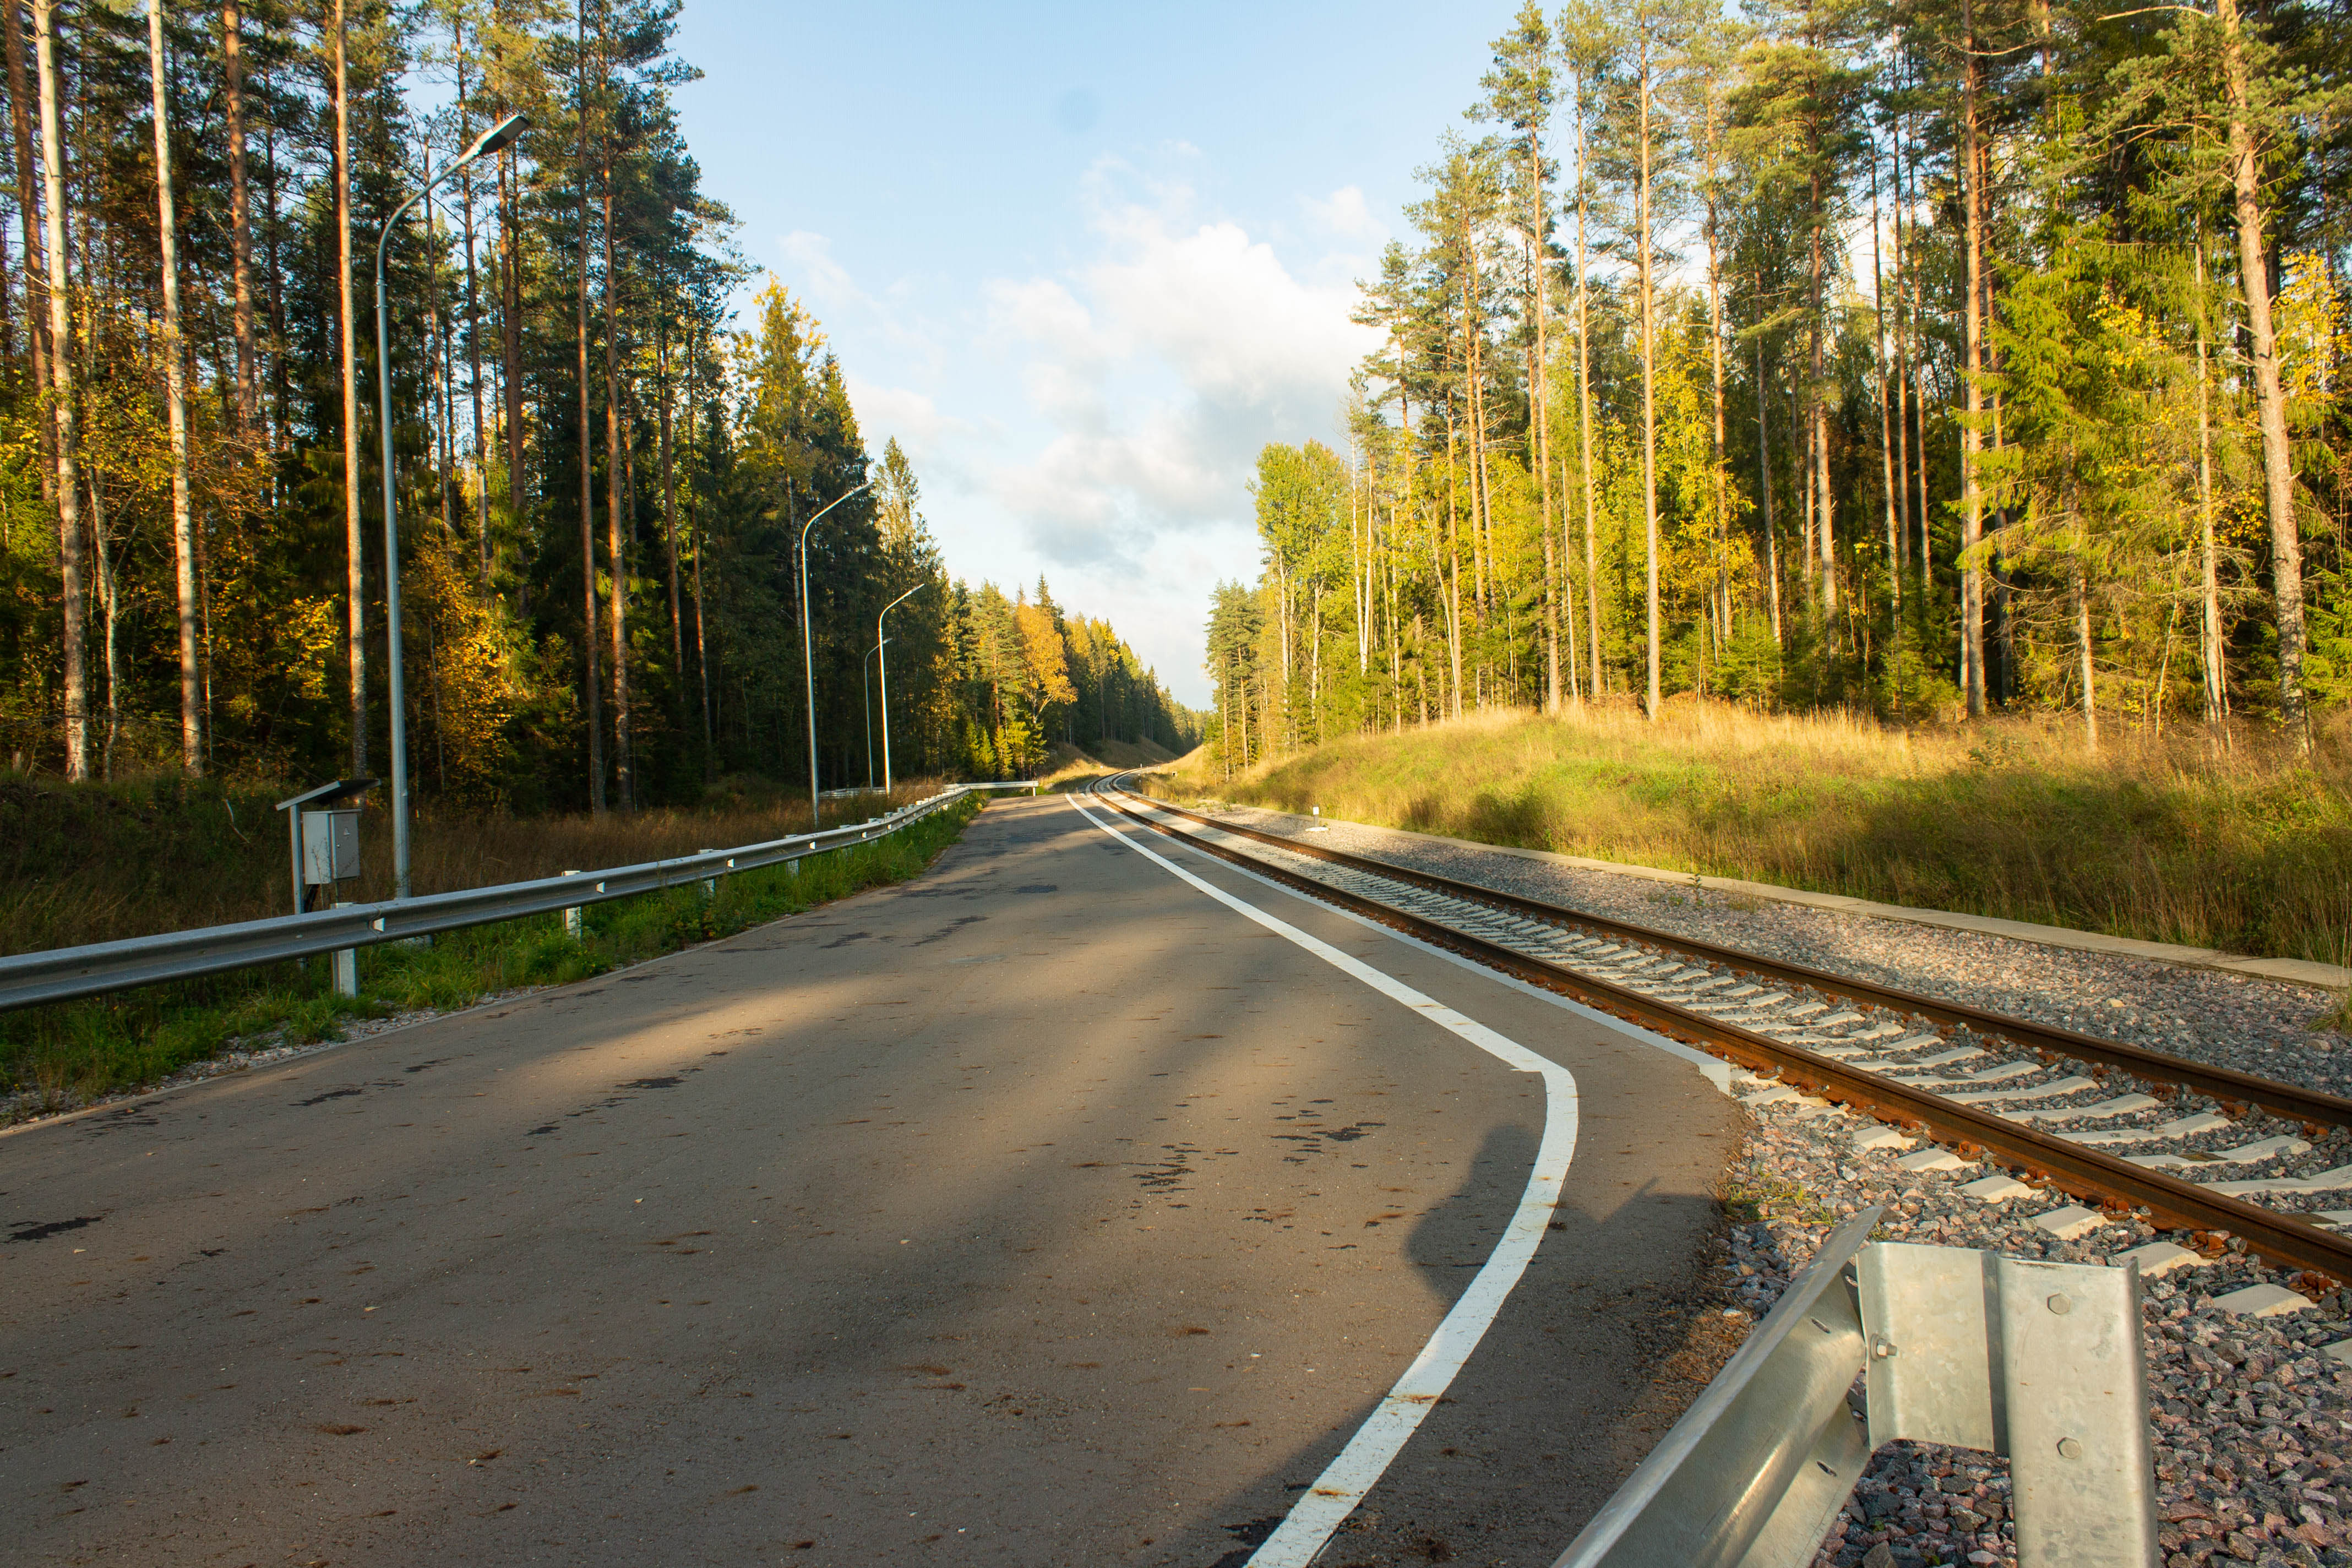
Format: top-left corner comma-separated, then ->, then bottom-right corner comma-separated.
455,113 -> 531,170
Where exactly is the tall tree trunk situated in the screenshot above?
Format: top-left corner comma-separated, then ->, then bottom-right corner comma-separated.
1463,238 -> 1490,626
428,184 -> 454,541
501,144 -> 525,533
1637,34 -> 1660,719
1808,165 -> 1835,629
1386,526 -> 1403,728
333,0 -> 367,771
90,473 -> 116,778
659,306 -> 682,681
1525,102 -> 1556,715
1871,137 -> 1898,614
1983,133 -> 2010,707
455,16 -> 489,588
1905,105 -> 1931,578
0,105 -> 12,367
601,128 -> 631,810
1572,74 -> 1602,698
2072,513 -> 2097,753
1310,597 -> 1322,740
1705,89 -> 1729,655
264,95 -> 287,442
2195,228 -> 2225,722
574,4 -> 605,812
1390,406 -> 1412,720
2217,0 -> 2305,743
34,0 -> 84,779
1893,96 -> 1913,581
7,0 -> 53,514
1356,456 -> 1370,677
1275,554 -> 1291,741
1959,0 -> 1987,718
150,0 -> 200,774
223,0 -> 254,431
1561,451 -> 1580,701
1444,409 -> 1464,715
1757,328 -> 1781,644
688,327 -> 712,771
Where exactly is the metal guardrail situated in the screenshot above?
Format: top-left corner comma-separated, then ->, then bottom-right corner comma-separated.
0,781 -> 1035,1016
1553,1207 -> 2156,1568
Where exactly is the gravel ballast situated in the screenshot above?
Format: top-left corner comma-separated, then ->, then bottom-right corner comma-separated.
1184,803 -> 2351,1097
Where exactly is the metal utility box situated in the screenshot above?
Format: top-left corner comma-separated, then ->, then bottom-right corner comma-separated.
275,777 -> 378,915
301,809 -> 362,886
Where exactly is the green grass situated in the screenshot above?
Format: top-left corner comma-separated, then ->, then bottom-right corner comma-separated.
1719,1172 -> 1833,1227
1154,704 -> 2352,972
1,793 -> 984,1120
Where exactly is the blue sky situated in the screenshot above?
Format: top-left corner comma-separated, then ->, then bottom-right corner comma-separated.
667,2 -> 1520,706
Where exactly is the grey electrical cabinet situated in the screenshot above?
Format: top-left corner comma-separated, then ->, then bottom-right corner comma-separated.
301,808 -> 362,885
275,777 -> 378,915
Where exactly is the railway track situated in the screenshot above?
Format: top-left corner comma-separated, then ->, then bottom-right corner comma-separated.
1088,776 -> 2352,1286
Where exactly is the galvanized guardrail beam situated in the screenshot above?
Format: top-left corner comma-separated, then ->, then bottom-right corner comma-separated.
1552,1207 -> 2156,1568
0,781 -> 1039,1015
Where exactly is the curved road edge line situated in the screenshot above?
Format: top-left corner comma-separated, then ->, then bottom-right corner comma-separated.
1064,795 -> 1581,1567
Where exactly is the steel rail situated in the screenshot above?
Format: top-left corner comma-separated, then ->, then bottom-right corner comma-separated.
1090,780 -> 2352,1284
0,782 -> 1032,1016
1112,788 -> 2352,1135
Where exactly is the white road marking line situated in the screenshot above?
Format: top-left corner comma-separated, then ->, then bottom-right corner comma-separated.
1067,796 -> 1580,1568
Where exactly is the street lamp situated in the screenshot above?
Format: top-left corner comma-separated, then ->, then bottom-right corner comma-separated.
797,478 -> 875,829
861,640 -> 884,791
375,111 -> 528,900
876,581 -> 927,791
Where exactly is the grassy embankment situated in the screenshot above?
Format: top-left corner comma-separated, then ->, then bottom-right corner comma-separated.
1146,704 -> 2352,977
0,775 -> 981,1118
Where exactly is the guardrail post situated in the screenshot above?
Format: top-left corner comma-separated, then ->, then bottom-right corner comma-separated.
697,851 -> 717,902
561,870 -> 584,940
1550,1210 -> 2156,1568
1858,1242 -> 2155,1566
329,901 -> 359,998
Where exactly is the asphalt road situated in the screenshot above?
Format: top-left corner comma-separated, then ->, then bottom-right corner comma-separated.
2,794 -> 1740,1567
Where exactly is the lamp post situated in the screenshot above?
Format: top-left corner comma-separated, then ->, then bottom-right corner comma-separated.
797,478 -> 874,829
876,581 -> 926,791
375,112 -> 528,900
861,640 -> 883,790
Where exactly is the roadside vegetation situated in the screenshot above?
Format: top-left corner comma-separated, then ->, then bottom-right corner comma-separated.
0,772 -> 945,955
1147,704 -> 2352,970
0,791 -> 984,1123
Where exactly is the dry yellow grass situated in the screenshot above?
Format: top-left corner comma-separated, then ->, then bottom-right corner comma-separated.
1148,703 -> 2352,967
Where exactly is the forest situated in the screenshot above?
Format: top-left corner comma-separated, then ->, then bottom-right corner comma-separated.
0,0 -> 1195,812
1208,0 -> 2352,764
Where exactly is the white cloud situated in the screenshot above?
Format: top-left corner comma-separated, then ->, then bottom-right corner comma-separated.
978,160 -> 1380,573
1303,184 -> 1382,242
842,377 -> 979,482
